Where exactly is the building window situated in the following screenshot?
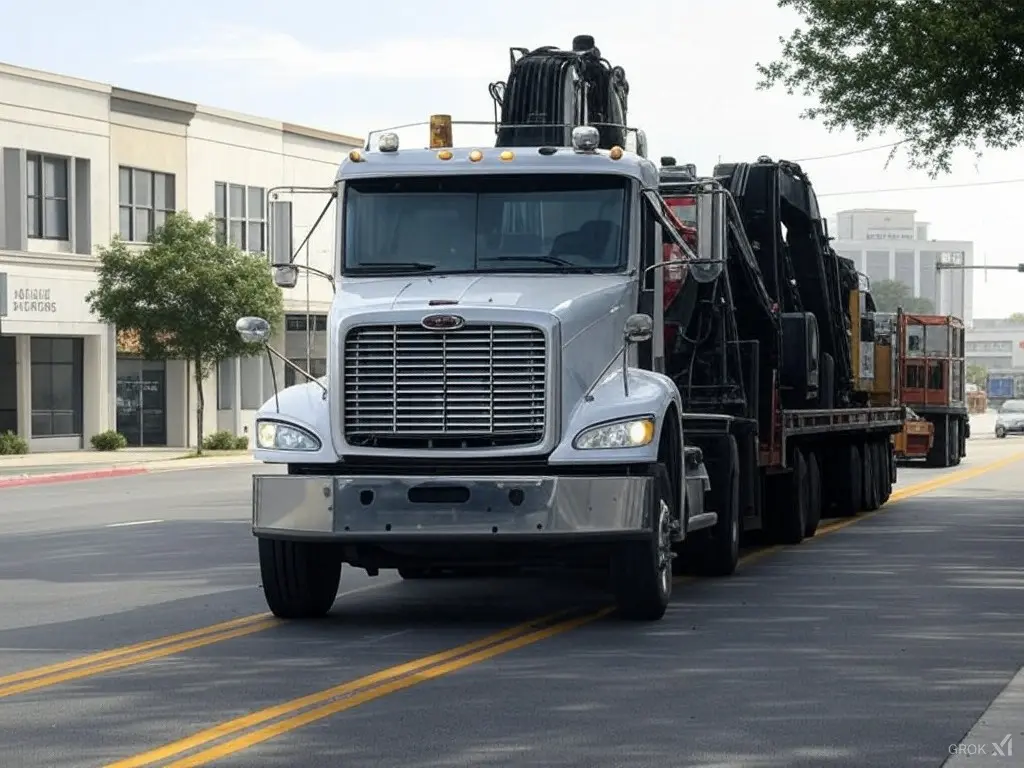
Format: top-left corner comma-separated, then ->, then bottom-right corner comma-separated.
26,153 -> 69,240
285,314 -> 328,332
214,182 -> 266,253
285,357 -> 327,388
30,337 -> 84,437
119,166 -> 176,242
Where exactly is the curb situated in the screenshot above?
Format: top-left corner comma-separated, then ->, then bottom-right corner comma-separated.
0,466 -> 151,489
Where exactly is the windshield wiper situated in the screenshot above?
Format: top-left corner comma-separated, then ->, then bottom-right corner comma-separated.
347,262 -> 437,272
480,255 -> 597,273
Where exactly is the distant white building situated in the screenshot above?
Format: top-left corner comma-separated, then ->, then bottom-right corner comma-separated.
826,208 -> 974,325
965,318 -> 1024,372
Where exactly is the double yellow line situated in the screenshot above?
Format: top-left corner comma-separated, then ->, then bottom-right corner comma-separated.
104,449 -> 1024,767
106,608 -> 610,768
0,613 -> 276,700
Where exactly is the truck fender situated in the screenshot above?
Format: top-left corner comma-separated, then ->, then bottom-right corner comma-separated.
250,378 -> 336,464
548,367 -> 683,467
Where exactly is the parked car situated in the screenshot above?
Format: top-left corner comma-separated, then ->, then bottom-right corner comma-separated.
995,399 -> 1024,438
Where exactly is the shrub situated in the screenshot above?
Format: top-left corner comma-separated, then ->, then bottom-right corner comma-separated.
90,430 -> 128,451
0,430 -> 28,455
202,430 -> 249,451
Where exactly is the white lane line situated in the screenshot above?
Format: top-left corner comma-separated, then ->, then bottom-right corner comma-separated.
105,519 -> 164,528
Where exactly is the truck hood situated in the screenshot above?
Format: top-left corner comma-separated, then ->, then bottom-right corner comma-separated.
336,273 -> 635,344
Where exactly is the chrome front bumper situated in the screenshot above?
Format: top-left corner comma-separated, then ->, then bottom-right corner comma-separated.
252,474 -> 654,542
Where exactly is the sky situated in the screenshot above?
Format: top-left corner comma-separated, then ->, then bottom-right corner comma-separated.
6,0 -> 1023,318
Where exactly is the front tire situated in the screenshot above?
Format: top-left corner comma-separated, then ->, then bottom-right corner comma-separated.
611,463 -> 674,621
258,538 -> 342,619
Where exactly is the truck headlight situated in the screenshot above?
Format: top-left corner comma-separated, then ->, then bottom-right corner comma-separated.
573,417 -> 656,450
256,420 -> 321,451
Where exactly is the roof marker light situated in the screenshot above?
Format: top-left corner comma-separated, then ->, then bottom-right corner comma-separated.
469,149 -> 483,162
437,149 -> 453,161
429,114 -> 453,149
499,150 -> 515,162
348,149 -> 364,162
609,145 -> 624,160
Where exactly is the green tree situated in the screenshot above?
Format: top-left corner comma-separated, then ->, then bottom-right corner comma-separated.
870,279 -> 934,314
1009,312 -> 1024,324
967,364 -> 988,389
756,0 -> 1024,176
88,212 -> 284,454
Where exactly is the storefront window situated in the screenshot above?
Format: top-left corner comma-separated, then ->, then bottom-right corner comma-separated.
0,337 -> 16,434
30,336 -> 83,437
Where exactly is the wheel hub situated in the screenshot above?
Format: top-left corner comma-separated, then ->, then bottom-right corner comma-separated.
656,499 -> 673,594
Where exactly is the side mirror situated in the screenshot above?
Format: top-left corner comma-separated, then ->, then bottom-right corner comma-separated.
268,200 -> 294,267
273,265 -> 299,289
236,316 -> 271,344
624,313 -> 653,344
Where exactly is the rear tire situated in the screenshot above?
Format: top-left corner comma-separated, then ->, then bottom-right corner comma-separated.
878,442 -> 893,505
774,450 -> 809,545
948,419 -> 961,466
259,538 -> 342,619
835,443 -> 863,517
691,436 -> 740,577
863,442 -> 880,512
611,464 -> 674,621
804,449 -> 822,538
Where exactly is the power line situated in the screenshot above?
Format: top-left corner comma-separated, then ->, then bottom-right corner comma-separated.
794,140 -> 907,162
817,177 -> 1024,197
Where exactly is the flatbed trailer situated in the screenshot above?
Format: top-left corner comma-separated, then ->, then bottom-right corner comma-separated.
653,156 -> 906,545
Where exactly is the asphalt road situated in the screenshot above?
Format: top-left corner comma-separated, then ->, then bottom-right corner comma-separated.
0,441 -> 1021,768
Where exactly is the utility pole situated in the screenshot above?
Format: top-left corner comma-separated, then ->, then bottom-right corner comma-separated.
935,259 -> 1024,318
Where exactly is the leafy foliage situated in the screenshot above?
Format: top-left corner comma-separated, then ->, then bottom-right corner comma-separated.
90,430 -> 128,451
202,430 -> 250,451
870,279 -> 934,314
87,212 -> 284,453
966,364 -> 988,389
1009,312 -> 1024,324
0,431 -> 28,455
757,0 -> 1024,176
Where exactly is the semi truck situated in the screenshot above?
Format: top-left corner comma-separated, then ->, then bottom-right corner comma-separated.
237,35 -> 905,623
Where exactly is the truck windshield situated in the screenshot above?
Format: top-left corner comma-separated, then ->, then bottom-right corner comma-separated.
342,173 -> 628,275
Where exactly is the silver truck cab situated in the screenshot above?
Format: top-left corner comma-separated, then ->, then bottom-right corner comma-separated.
237,119 -> 724,623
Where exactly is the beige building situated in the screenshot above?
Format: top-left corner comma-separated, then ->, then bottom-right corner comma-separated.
0,61 -> 359,451
827,208 -> 975,325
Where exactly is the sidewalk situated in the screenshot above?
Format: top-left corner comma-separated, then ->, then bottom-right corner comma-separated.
0,447 -> 259,488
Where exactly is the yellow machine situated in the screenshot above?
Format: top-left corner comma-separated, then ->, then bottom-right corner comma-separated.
848,274 -> 897,406
847,276 -> 934,460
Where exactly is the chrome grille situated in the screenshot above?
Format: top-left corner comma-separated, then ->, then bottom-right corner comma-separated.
343,323 -> 547,447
